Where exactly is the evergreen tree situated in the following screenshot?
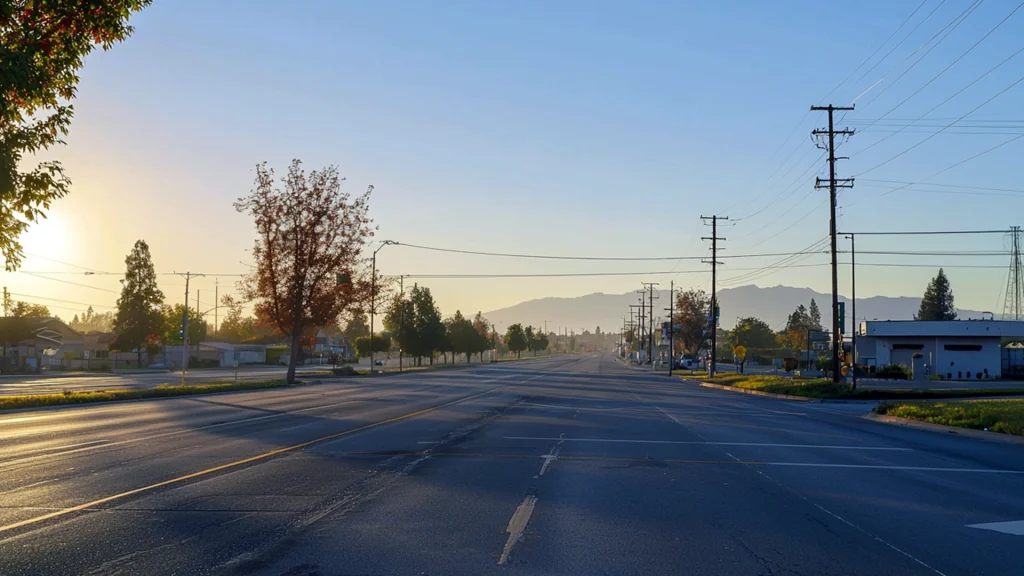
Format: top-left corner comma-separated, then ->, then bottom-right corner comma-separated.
111,240 -> 165,367
916,268 -> 957,321
809,299 -> 822,330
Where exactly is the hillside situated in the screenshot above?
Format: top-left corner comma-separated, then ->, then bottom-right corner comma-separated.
483,285 -> 986,333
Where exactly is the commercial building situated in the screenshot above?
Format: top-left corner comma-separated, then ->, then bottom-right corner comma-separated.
857,319 -> 1024,380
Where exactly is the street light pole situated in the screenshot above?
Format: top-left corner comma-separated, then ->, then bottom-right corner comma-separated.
370,240 -> 395,372
847,233 -> 857,391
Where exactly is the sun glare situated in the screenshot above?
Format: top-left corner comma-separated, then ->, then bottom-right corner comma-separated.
20,212 -> 71,263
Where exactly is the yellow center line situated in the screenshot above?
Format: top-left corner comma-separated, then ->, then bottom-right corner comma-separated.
0,386 -> 503,535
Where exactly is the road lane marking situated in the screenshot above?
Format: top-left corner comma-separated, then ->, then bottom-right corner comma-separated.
497,495 -> 537,565
765,462 -> 1024,473
966,520 -> 1024,535
503,437 -> 911,450
537,433 -> 565,477
0,385 -> 506,536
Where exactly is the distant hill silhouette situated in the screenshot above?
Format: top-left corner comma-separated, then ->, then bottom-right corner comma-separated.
483,284 -> 987,333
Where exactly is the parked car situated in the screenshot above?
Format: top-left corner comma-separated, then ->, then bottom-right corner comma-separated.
374,359 -> 385,366
147,362 -> 166,369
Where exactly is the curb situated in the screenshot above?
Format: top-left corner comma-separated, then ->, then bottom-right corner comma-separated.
698,381 -> 820,403
863,412 -> 1024,446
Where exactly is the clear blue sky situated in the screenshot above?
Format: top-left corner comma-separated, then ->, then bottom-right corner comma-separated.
12,0 -> 1024,322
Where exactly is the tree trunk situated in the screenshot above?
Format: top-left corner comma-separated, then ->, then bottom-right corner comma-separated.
136,347 -> 142,370
287,327 -> 302,384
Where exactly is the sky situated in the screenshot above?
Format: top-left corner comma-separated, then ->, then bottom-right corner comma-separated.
9,0 -> 1024,326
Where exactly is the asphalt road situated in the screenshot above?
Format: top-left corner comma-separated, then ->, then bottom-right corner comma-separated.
0,365 -> 327,397
1,354 -> 1023,575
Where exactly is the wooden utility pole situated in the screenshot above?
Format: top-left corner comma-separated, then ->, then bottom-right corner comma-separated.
701,215 -> 727,376
812,104 -> 855,383
641,283 -> 659,365
665,280 -> 674,376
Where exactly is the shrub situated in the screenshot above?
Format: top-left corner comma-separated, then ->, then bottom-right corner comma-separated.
332,365 -> 358,376
875,364 -> 910,380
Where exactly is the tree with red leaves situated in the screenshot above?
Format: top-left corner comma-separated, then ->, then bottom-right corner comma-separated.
235,160 -> 375,383
1,0 -> 151,269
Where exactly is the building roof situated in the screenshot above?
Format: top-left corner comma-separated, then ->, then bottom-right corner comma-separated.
862,320 -> 1024,338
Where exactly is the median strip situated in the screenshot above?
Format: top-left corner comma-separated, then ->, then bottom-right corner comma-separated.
697,374 -> 1024,401
874,398 -> 1024,438
0,379 -> 295,411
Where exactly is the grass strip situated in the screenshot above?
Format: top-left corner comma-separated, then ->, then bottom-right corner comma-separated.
701,374 -> 1024,400
0,379 -> 292,411
875,399 -> 1024,436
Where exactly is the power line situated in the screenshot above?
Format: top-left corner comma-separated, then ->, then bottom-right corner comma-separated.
846,0 -> 951,102
857,0 -> 1023,129
392,241 -> 821,262
859,179 -> 1024,194
852,45 -> 1024,157
854,0 -> 983,106
857,74 -> 1024,176
879,133 -> 1024,196
7,293 -> 115,309
18,272 -> 119,294
837,228 -> 1008,235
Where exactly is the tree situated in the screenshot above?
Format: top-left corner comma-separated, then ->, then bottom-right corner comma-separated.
916,268 -> 957,321
1,1 -> 151,269
111,240 -> 164,368
674,289 -> 710,355
506,323 -> 528,359
410,285 -> 445,365
161,304 -> 207,348
784,304 -> 810,334
808,299 -> 823,330
235,160 -> 374,383
446,310 -> 477,363
342,310 -> 370,341
10,301 -> 49,317
729,317 -> 778,351
353,334 -> 390,358
69,305 -> 114,332
472,312 -> 491,361
215,295 -> 256,343
383,294 -> 415,357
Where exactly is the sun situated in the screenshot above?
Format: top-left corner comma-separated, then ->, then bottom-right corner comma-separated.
20,212 -> 71,263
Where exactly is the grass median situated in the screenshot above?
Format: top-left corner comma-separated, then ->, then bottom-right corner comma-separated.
701,373 -> 1024,400
875,399 -> 1024,437
0,379 -> 293,411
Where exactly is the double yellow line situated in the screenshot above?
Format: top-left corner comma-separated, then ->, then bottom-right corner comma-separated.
0,386 -> 501,535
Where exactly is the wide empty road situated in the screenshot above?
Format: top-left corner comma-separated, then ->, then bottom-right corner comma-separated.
1,354 -> 1022,575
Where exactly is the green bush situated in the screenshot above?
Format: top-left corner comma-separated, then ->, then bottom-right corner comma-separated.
875,364 -> 910,380
332,365 -> 358,376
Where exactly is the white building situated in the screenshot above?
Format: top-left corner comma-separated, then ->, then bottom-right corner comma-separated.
857,319 -> 1024,380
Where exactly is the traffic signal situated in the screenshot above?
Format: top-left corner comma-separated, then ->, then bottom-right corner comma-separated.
838,302 -> 846,334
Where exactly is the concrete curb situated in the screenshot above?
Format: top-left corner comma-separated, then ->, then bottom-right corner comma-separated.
863,412 -> 1024,446
698,381 -> 820,403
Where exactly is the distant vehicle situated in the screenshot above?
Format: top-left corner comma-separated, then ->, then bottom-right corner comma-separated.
374,359 -> 385,366
147,362 -> 166,369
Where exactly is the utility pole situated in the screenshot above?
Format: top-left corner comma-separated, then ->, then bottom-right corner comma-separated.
175,272 -> 204,385
847,233 -> 857,391
629,303 -> 643,362
641,283 -> 659,364
398,275 -> 404,372
812,104 -> 855,383
665,280 -> 674,376
214,279 -> 219,336
701,215 -> 727,377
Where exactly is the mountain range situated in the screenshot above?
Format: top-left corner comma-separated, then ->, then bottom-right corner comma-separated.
483,285 -> 988,334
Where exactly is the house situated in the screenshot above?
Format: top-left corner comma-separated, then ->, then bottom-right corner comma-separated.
0,317 -> 84,372
163,342 -> 267,368
857,319 -> 1024,380
314,326 -> 353,359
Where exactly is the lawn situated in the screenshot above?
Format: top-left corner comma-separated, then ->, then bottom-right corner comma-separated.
875,399 -> 1024,437
0,379 -> 293,411
701,373 -> 1024,400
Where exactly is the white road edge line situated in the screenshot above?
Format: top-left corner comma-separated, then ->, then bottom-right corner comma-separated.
497,495 -> 537,565
966,520 -> 1024,535
503,437 -> 912,451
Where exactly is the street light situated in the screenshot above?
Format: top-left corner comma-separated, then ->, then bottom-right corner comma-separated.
370,240 -> 396,371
